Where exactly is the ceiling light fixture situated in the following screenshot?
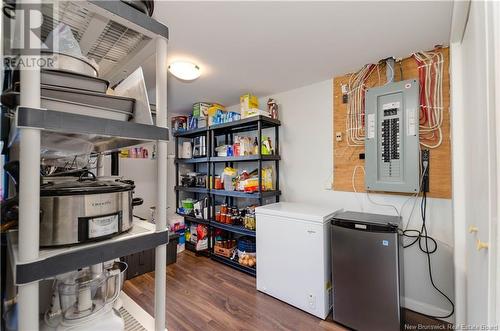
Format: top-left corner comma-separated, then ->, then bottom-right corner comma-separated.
168,61 -> 201,81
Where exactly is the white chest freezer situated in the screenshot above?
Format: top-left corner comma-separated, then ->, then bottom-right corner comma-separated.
255,202 -> 338,319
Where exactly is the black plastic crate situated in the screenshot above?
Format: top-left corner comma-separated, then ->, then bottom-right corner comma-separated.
122,232 -> 179,280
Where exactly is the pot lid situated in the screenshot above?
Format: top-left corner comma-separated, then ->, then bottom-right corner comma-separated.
41,173 -> 134,196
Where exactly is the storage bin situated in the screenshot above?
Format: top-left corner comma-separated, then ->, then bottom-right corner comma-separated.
214,242 -> 236,258
167,233 -> 180,265
237,236 -> 256,253
122,232 -> 179,280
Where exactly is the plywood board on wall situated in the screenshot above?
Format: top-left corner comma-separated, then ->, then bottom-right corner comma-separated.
333,47 -> 451,199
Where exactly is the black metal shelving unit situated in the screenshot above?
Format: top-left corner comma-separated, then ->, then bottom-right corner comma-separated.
210,222 -> 255,237
174,116 -> 280,276
211,254 -> 256,276
174,128 -> 211,255
176,213 -> 211,226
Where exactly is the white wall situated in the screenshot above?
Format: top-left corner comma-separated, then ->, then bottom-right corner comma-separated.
245,79 -> 455,320
103,125 -> 179,221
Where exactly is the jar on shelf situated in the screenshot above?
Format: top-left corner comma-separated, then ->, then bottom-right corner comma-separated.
244,212 -> 256,230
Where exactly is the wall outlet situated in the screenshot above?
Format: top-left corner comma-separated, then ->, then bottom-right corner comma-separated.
335,132 -> 342,142
308,293 -> 316,309
421,149 -> 430,192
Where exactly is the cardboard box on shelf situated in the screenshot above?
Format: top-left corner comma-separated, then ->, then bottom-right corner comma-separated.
241,108 -> 271,119
240,93 -> 258,115
208,103 -> 226,126
193,102 -> 211,118
198,117 -> 207,128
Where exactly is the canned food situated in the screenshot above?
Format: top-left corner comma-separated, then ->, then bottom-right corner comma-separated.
215,177 -> 223,190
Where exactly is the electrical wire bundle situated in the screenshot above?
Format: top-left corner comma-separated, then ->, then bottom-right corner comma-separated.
413,50 -> 445,149
345,64 -> 378,146
400,165 -> 455,319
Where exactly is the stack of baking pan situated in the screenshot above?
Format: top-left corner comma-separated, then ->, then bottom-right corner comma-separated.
3,69 -> 135,121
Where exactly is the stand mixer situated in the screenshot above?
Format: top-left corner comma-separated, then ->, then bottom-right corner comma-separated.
41,261 -> 127,331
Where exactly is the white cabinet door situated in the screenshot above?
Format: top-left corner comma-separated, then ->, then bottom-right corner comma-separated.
453,0 -> 499,325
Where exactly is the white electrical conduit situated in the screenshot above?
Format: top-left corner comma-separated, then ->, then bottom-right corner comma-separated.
345,64 -> 379,146
413,51 -> 444,149
345,51 -> 444,149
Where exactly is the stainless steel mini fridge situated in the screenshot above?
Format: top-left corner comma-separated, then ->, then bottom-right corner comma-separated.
331,211 -> 404,331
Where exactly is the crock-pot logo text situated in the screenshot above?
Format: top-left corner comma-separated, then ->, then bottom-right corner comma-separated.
91,201 -> 112,207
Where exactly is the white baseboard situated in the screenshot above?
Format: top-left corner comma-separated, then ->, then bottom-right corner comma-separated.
121,292 -> 167,331
404,297 -> 454,324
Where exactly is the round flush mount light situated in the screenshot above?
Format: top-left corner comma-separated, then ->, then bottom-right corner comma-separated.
168,61 -> 201,81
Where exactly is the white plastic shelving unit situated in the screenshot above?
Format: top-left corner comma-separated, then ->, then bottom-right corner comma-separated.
6,1 -> 169,330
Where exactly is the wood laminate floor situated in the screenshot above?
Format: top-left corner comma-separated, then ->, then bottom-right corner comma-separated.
124,251 -> 451,331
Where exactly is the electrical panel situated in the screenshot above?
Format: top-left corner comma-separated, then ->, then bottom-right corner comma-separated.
364,79 -> 420,193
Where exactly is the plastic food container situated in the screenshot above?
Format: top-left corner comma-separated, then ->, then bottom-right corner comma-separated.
182,199 -> 195,211
222,167 -> 237,191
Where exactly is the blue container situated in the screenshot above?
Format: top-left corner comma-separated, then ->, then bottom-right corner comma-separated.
237,236 -> 256,253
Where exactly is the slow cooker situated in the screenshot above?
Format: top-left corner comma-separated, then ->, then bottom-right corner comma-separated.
1,165 -> 143,247
39,173 -> 143,246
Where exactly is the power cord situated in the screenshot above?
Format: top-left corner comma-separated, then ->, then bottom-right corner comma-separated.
352,165 -> 400,216
400,165 -> 455,319
351,157 -> 454,318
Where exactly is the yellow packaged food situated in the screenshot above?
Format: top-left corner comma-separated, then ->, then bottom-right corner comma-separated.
262,167 -> 274,190
240,94 -> 258,118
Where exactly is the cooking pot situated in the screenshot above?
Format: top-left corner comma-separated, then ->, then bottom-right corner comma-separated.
1,165 -> 143,246
39,172 -> 143,246
40,51 -> 99,77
